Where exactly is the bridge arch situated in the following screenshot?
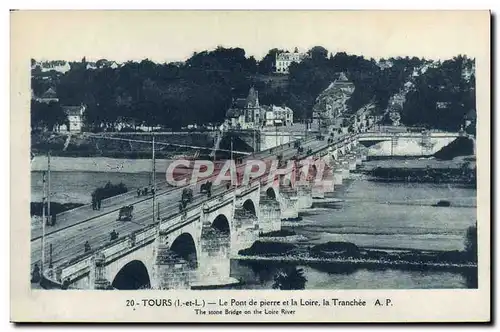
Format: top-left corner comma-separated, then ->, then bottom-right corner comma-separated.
111,259 -> 151,290
266,187 -> 277,200
170,233 -> 198,269
243,199 -> 257,216
199,213 -> 231,281
309,163 -> 318,180
212,213 -> 231,234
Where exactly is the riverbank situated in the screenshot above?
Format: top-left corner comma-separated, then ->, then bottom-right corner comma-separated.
234,254 -> 477,272
361,156 -> 475,170
367,165 -> 476,186
31,156 -> 174,173
31,131 -> 214,159
237,241 -> 477,273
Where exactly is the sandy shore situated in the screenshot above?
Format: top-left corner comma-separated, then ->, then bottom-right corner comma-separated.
31,156 -> 174,173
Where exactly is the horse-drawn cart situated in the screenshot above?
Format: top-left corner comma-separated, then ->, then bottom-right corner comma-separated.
179,188 -> 194,211
117,205 -> 134,221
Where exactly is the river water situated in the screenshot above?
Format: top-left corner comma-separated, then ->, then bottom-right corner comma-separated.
30,158 -> 477,289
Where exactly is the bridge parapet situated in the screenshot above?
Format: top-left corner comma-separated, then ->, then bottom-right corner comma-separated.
133,225 -> 157,247
359,131 -> 461,139
58,255 -> 93,285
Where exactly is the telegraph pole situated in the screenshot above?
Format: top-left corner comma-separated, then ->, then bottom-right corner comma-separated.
275,123 -> 278,148
230,136 -> 234,161
47,151 -> 51,226
152,135 -> 156,224
253,128 -> 256,154
41,171 -> 46,271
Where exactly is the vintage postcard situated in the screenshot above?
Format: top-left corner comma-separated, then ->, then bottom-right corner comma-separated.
10,10 -> 490,322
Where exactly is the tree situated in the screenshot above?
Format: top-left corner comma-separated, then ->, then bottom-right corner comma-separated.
307,46 -> 328,62
35,46 -> 472,134
401,56 -> 475,130
31,100 -> 67,131
272,267 -> 307,290
258,48 -> 284,74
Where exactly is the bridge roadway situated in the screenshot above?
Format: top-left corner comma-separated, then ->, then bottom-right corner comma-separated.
31,136 -> 332,271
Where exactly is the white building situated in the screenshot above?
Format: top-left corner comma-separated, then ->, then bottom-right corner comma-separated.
32,60 -> 71,74
58,104 -> 86,133
225,87 -> 261,129
263,105 -> 293,126
275,50 -> 308,74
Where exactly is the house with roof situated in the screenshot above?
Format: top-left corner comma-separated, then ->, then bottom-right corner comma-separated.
262,105 -> 293,127
275,49 -> 308,74
34,87 -> 59,104
32,60 -> 71,74
225,87 -> 261,129
56,104 -> 86,133
312,72 -> 355,130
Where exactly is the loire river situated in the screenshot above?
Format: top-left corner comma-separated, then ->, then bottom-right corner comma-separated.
31,159 -> 477,289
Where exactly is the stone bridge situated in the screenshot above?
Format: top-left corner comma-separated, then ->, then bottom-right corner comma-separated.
357,131 -> 463,157
40,134 -> 370,290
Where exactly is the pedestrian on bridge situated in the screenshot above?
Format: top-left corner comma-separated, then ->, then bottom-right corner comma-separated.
31,264 -> 40,283
51,212 -> 56,226
137,188 -> 141,197
62,278 -> 70,290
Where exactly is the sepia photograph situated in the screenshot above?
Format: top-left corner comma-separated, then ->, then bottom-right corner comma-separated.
10,10 -> 491,322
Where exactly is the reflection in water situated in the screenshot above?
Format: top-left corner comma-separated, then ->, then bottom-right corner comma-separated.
464,269 -> 478,289
231,260 -> 475,289
272,266 -> 307,290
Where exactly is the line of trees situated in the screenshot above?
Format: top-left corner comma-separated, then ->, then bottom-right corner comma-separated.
401,55 -> 475,131
31,46 -> 475,132
31,100 -> 67,131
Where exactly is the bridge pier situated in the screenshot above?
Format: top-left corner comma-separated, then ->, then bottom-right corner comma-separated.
295,182 -> 313,210
322,166 -> 335,193
198,225 -> 231,284
347,155 -> 357,171
258,196 -> 282,233
152,232 -> 195,290
339,159 -> 350,178
278,186 -> 299,220
355,152 -> 363,165
231,208 -> 258,256
311,181 -> 325,199
333,164 -> 344,185
354,145 -> 368,162
153,249 -> 193,289
93,252 -> 112,290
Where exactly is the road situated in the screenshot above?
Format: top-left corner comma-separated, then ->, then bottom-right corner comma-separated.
31,180 -> 174,240
30,135 -> 338,272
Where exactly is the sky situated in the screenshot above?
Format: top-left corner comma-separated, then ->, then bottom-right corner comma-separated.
12,10 -> 489,63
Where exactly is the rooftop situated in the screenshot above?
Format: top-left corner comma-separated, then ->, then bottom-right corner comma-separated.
62,105 -> 85,116
41,87 -> 57,98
